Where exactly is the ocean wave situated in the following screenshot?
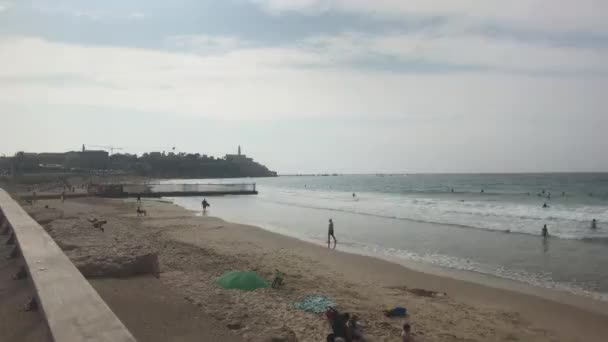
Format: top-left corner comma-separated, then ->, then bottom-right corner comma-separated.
261,188 -> 608,240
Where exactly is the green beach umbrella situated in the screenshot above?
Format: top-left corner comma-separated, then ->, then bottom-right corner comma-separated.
216,271 -> 269,291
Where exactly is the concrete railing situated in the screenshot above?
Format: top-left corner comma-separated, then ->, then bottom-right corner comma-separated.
0,189 -> 136,342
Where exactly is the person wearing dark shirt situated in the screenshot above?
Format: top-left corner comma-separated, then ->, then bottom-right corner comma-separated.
328,219 -> 337,249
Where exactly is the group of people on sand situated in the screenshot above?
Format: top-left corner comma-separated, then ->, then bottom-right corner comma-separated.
325,307 -> 413,341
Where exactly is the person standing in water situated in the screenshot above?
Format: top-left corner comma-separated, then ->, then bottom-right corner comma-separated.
542,224 -> 549,238
591,219 -> 597,229
328,219 -> 337,249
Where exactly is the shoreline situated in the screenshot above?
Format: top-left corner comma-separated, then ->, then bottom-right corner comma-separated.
198,218 -> 608,341
165,200 -> 608,341
298,233 -> 608,313
19,196 -> 608,341
169,195 -> 608,307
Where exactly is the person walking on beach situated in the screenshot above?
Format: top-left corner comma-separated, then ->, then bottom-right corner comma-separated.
328,219 -> 337,249
542,224 -> 549,238
201,198 -> 210,213
401,323 -> 413,342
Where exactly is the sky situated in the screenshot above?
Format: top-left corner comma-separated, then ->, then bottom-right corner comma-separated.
1,0 -> 607,173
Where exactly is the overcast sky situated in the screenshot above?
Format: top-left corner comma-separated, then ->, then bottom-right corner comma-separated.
1,0 -> 607,173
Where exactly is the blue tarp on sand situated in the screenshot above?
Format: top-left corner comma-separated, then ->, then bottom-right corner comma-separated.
293,295 -> 336,313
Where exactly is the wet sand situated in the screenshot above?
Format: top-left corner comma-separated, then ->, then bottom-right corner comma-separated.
14,196 -> 608,341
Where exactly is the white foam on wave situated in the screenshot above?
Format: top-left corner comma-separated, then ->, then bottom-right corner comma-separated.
358,240 -> 608,302
167,195 -> 608,302
260,187 -> 608,240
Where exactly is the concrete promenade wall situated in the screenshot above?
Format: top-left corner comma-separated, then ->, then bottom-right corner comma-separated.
0,188 -> 136,342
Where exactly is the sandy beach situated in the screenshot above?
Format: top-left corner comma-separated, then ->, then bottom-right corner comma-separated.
14,196 -> 608,341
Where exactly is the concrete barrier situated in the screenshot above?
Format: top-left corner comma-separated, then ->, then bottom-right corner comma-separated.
0,189 -> 136,342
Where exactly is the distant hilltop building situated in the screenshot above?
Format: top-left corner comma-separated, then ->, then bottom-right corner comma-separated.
64,150 -> 109,170
0,145 -> 276,178
224,146 -> 276,177
225,145 -> 253,162
4,149 -> 109,176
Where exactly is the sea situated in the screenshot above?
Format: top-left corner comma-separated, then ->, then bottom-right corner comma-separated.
164,174 -> 608,302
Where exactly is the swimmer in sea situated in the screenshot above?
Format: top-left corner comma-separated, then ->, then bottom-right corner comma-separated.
542,224 -> 549,238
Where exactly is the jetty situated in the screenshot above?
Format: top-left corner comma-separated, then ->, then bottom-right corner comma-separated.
19,182 -> 258,200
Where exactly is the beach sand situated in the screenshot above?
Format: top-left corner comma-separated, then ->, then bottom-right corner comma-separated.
18,197 -> 608,341
0,240 -> 50,342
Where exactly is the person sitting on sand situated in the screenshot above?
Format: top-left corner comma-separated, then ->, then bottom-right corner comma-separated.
326,312 -> 349,342
542,224 -> 549,238
347,314 -> 366,341
328,219 -> 337,249
401,323 -> 413,342
591,219 -> 597,229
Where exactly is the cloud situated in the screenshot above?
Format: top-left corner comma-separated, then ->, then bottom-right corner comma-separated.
166,35 -> 251,53
1,34 -> 606,123
303,31 -> 608,74
30,4 -> 146,21
250,0 -> 608,33
0,2 -> 10,13
128,12 -> 146,19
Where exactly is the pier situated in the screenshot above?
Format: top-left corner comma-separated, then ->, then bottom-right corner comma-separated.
0,189 -> 135,341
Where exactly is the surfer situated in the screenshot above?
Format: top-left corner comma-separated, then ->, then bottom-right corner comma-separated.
542,224 -> 549,238
591,219 -> 597,229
